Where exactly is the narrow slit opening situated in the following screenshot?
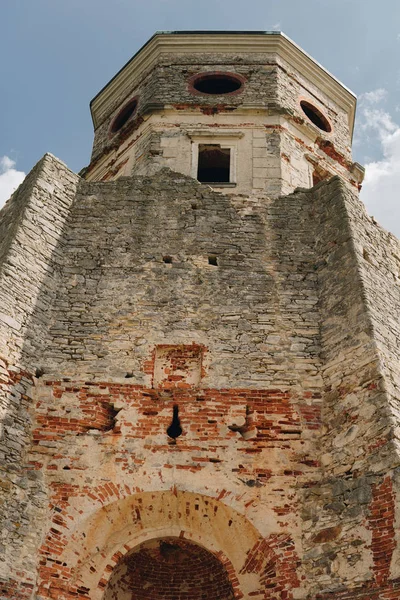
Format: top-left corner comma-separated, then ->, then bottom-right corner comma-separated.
167,404 -> 183,441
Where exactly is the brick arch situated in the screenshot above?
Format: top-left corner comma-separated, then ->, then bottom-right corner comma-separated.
96,529 -> 246,600
36,489 -> 299,600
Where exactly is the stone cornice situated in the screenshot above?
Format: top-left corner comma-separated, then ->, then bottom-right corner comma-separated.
90,32 -> 357,137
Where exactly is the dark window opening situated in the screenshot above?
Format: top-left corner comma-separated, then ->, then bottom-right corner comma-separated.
208,255 -> 218,266
300,101 -> 331,132
163,255 -> 173,264
167,405 -> 183,440
197,144 -> 230,183
192,73 -> 242,95
111,98 -> 138,134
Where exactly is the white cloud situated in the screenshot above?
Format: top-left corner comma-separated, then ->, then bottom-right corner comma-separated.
271,22 -> 281,31
0,156 -> 25,211
360,108 -> 396,136
357,90 -> 400,238
359,88 -> 387,105
361,127 -> 400,237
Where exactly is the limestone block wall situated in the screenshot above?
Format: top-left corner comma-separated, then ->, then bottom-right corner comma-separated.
347,195 -> 400,459
90,56 -> 279,162
275,56 -> 352,159
20,168 -> 323,599
0,155 -> 79,595
87,114 -> 286,196
344,187 -> 400,584
42,169 -> 322,386
128,119 -> 255,194
0,155 -> 79,363
300,178 -> 400,598
86,111 -> 360,199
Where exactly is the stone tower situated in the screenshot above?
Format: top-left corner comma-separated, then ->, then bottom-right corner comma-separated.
0,31 -> 399,600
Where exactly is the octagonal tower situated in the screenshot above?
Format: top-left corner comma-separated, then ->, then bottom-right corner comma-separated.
85,31 -> 364,195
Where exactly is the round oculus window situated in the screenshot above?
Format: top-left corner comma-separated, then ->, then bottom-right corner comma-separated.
191,73 -> 243,95
111,98 -> 138,134
300,101 -> 331,132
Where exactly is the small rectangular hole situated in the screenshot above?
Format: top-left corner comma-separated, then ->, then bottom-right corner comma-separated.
208,256 -> 218,266
163,256 -> 173,264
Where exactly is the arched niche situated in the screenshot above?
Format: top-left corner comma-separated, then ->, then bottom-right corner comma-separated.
103,536 -> 237,600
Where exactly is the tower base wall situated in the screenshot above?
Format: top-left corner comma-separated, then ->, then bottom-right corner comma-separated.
0,164 -> 399,599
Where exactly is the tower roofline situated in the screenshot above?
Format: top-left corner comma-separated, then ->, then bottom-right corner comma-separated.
90,31 -> 357,137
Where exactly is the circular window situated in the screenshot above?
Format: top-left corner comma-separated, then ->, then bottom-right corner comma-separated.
191,73 -> 243,95
111,98 -> 138,134
300,101 -> 331,132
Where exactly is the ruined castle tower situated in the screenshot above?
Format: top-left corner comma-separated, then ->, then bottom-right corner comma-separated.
0,31 -> 400,600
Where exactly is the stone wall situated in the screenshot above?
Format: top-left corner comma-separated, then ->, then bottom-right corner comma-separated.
43,168 -> 322,387
28,167 -> 321,598
301,178 -> 400,598
0,154 -> 79,365
0,159 -> 399,599
0,154 -> 79,594
344,183 -> 400,585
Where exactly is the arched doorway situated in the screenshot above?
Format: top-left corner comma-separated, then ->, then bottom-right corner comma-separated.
36,489 -> 299,599
103,537 -> 236,600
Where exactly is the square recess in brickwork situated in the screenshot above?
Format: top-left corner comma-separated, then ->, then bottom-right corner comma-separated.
152,344 -> 204,389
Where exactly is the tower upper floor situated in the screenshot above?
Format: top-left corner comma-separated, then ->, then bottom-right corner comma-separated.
83,31 -> 364,195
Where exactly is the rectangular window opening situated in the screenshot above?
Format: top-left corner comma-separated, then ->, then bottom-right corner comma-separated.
197,144 -> 230,183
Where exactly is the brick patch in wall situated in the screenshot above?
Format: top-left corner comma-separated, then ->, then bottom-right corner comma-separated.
150,344 -> 205,389
367,475 -> 396,587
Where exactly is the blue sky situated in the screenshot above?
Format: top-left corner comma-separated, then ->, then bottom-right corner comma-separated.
1,0 -> 400,234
